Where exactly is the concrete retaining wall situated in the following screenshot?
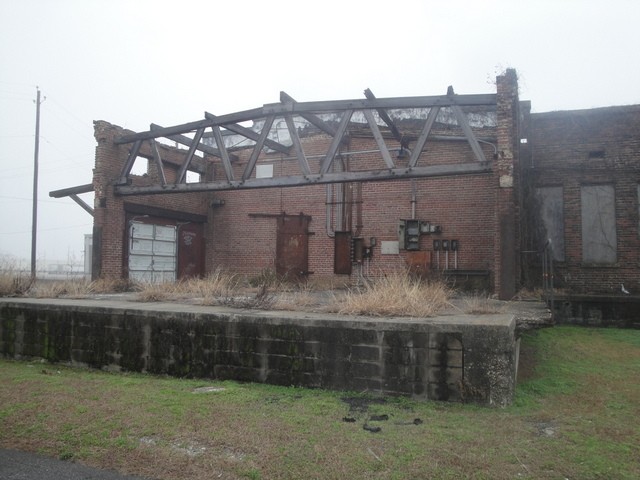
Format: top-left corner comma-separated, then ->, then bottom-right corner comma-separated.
553,295 -> 640,329
0,298 -> 520,406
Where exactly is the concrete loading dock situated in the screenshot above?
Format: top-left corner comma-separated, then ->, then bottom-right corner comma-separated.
0,297 -> 550,407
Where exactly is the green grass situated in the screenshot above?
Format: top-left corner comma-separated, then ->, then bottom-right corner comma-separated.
0,326 -> 639,479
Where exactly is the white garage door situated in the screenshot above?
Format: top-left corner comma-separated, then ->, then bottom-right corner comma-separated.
129,222 -> 177,283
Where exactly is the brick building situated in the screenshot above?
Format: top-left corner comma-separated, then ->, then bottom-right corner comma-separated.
50,69 -> 640,316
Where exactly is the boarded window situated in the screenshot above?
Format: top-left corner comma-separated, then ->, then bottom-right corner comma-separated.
535,186 -> 565,261
581,185 -> 617,264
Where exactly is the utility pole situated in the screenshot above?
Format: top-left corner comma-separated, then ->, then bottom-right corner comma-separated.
31,87 -> 42,280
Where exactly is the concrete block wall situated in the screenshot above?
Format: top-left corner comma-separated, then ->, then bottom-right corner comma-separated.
0,299 -> 519,406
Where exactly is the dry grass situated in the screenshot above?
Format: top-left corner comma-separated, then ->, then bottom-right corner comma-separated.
332,271 -> 451,317
31,279 -> 95,299
29,278 -> 135,299
460,294 -> 506,315
0,270 -> 33,297
4,268 -> 462,319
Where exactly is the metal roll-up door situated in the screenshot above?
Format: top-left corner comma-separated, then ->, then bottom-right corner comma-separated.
129,221 -> 177,283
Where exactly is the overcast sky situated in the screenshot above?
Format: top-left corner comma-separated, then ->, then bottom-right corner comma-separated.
1,0 -> 639,268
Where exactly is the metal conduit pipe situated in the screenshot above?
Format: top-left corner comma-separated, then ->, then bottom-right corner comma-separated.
325,156 -> 347,238
411,179 -> 417,220
326,183 -> 335,237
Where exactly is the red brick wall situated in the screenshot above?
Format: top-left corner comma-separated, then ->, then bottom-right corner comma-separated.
528,105 -> 640,294
92,121 -> 210,280
208,123 -> 508,292
92,71 -> 521,297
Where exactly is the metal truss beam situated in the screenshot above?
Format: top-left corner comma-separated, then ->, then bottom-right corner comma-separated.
115,162 -> 491,196
108,89 -> 497,196
114,93 -> 496,145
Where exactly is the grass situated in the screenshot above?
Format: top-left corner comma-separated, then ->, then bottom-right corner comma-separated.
0,264 -> 33,297
1,326 -> 638,479
2,268 -> 461,317
332,272 -> 452,317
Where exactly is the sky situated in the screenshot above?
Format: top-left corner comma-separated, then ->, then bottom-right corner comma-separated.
1,0 -> 639,269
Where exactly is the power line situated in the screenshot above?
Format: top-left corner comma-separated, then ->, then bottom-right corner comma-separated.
0,223 -> 92,235
0,194 -> 79,205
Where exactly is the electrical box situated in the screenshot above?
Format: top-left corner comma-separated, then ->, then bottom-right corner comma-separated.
400,219 -> 443,251
398,222 -> 406,250
405,219 -> 421,251
352,237 -> 364,263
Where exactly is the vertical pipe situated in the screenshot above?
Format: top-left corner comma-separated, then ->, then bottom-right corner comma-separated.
31,87 -> 41,279
411,179 -> 417,219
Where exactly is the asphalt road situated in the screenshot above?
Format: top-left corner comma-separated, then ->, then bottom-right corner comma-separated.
0,449 -> 151,480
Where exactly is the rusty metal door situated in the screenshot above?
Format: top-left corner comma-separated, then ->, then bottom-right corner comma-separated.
177,223 -> 204,279
276,215 -> 310,280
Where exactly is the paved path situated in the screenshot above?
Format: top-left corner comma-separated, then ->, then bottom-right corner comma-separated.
0,449 -> 150,480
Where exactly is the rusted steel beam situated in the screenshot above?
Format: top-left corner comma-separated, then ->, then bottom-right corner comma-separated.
242,115 -> 275,181
49,183 -> 94,198
176,127 -> 205,183
205,112 -> 290,154
280,92 -> 338,137
264,94 -> 496,115
319,109 -> 353,175
114,94 -> 496,145
114,162 -> 491,195
116,139 -> 142,185
409,106 -> 440,168
69,194 -> 94,216
451,104 -> 487,163
115,107 -> 264,144
149,139 -> 167,186
150,124 -> 225,158
364,88 -> 403,143
363,109 -> 395,169
211,126 -> 235,182
284,114 -> 311,175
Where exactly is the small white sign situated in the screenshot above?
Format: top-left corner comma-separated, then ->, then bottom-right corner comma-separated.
381,241 -> 400,255
256,164 -> 274,179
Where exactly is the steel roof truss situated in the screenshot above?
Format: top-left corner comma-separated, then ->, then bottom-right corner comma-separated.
450,104 -> 487,163
320,109 -> 353,175
117,139 -> 142,185
364,88 -> 403,143
211,125 -> 235,182
176,127 -> 205,184
149,139 -> 167,186
150,123 -> 225,161
242,115 -> 275,181
363,109 -> 395,170
114,162 -> 490,195
408,106 -> 440,168
205,112 -> 290,154
284,114 -> 311,176
280,91 -> 338,137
